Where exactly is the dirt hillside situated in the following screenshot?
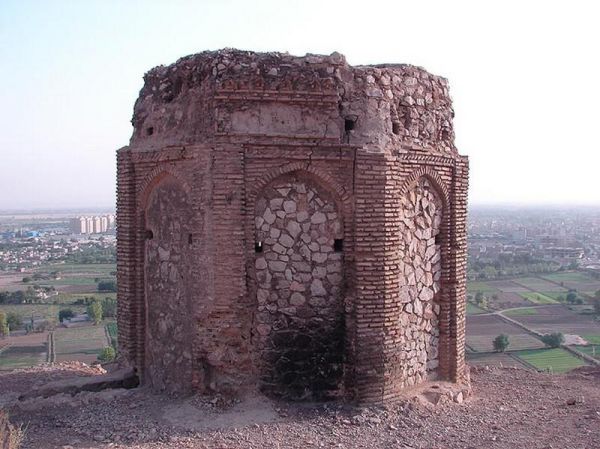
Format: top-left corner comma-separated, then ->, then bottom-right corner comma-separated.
2,363 -> 599,449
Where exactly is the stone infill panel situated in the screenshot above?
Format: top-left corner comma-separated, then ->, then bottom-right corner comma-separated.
396,177 -> 443,384
254,173 -> 345,400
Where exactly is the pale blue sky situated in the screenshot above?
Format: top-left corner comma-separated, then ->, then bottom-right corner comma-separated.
1,0 -> 598,209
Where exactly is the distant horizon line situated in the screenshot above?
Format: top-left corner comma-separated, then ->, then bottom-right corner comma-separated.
1,202 -> 600,214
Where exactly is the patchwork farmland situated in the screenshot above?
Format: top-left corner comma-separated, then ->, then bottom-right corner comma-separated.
53,325 -> 110,364
466,315 -> 545,352
513,305 -> 600,336
467,271 -> 600,374
0,261 -> 117,370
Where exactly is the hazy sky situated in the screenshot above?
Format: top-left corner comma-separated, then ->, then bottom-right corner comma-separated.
1,0 -> 599,209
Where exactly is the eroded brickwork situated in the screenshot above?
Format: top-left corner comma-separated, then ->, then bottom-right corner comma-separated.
116,49 -> 469,404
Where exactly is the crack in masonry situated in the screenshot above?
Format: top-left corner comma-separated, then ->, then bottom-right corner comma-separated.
306,148 -> 314,171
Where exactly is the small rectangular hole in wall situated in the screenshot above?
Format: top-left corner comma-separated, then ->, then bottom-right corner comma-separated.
144,229 -> 153,240
188,234 -> 193,245
344,119 -> 355,132
392,122 -> 401,135
435,234 -> 442,245
255,241 -> 263,253
334,238 -> 344,252
146,127 -> 154,136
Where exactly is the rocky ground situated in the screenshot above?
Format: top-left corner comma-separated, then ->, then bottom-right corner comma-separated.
1,363 -> 600,449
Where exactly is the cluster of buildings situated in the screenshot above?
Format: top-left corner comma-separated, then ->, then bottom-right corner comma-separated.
69,214 -> 115,234
0,238 -> 71,269
0,235 -> 116,271
468,207 -> 600,267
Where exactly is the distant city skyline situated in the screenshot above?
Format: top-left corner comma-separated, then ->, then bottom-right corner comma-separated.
1,1 -> 599,208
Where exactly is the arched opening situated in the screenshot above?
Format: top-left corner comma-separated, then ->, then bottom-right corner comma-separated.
253,171 -> 345,400
143,176 -> 193,394
398,177 -> 443,385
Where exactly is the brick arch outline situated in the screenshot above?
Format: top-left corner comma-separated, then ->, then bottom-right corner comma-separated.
396,165 -> 453,381
397,166 -> 450,209
245,162 -> 355,397
247,162 -> 352,210
137,166 -> 192,210
134,167 -> 193,386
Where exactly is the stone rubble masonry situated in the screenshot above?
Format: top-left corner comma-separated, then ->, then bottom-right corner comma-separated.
116,48 -> 469,404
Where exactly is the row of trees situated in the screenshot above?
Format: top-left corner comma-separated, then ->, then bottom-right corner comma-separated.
64,244 -> 116,264
0,286 -> 55,305
0,311 -> 24,337
468,254 -> 561,281
593,290 -> 600,315
58,297 -> 117,325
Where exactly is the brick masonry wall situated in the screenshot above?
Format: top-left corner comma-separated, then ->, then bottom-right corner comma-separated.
116,49 -> 469,404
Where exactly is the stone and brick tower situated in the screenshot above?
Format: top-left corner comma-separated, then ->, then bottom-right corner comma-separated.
116,49 -> 469,404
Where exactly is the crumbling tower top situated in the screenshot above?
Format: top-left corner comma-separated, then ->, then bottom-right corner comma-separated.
130,49 -> 457,157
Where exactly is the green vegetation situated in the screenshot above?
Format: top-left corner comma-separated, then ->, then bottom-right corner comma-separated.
54,325 -> 108,361
514,348 -> 587,373
467,281 -> 498,293
6,312 -> 22,331
493,334 -> 509,352
101,297 -> 116,318
592,293 -> 600,315
575,345 -> 600,360
542,272 -> 594,283
542,291 -> 569,301
540,332 -> 565,348
105,321 -> 118,350
97,346 -> 116,363
97,280 -> 117,293
582,335 -> 600,345
565,290 -> 584,305
86,301 -> 103,325
0,311 -> 8,336
468,254 -> 560,281
58,309 -> 75,323
520,292 -> 558,304
0,304 -> 86,325
0,345 -> 46,370
0,286 -> 55,305
473,291 -> 488,309
63,244 -> 116,264
504,307 -> 539,316
466,302 -> 486,315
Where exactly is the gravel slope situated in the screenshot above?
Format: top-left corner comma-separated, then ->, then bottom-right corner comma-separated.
2,364 -> 599,449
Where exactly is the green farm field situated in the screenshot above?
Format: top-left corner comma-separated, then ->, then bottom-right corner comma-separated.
513,277 -> 568,292
54,324 -> 110,364
467,281 -> 498,293
541,272 -> 600,293
36,263 -> 116,275
0,345 -> 46,370
0,331 -> 48,371
582,335 -> 600,345
520,292 -> 558,305
514,348 -> 587,373
575,345 -> 600,360
541,272 -> 594,283
37,264 -> 115,293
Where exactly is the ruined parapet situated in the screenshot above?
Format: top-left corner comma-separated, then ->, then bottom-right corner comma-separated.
116,49 -> 469,404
